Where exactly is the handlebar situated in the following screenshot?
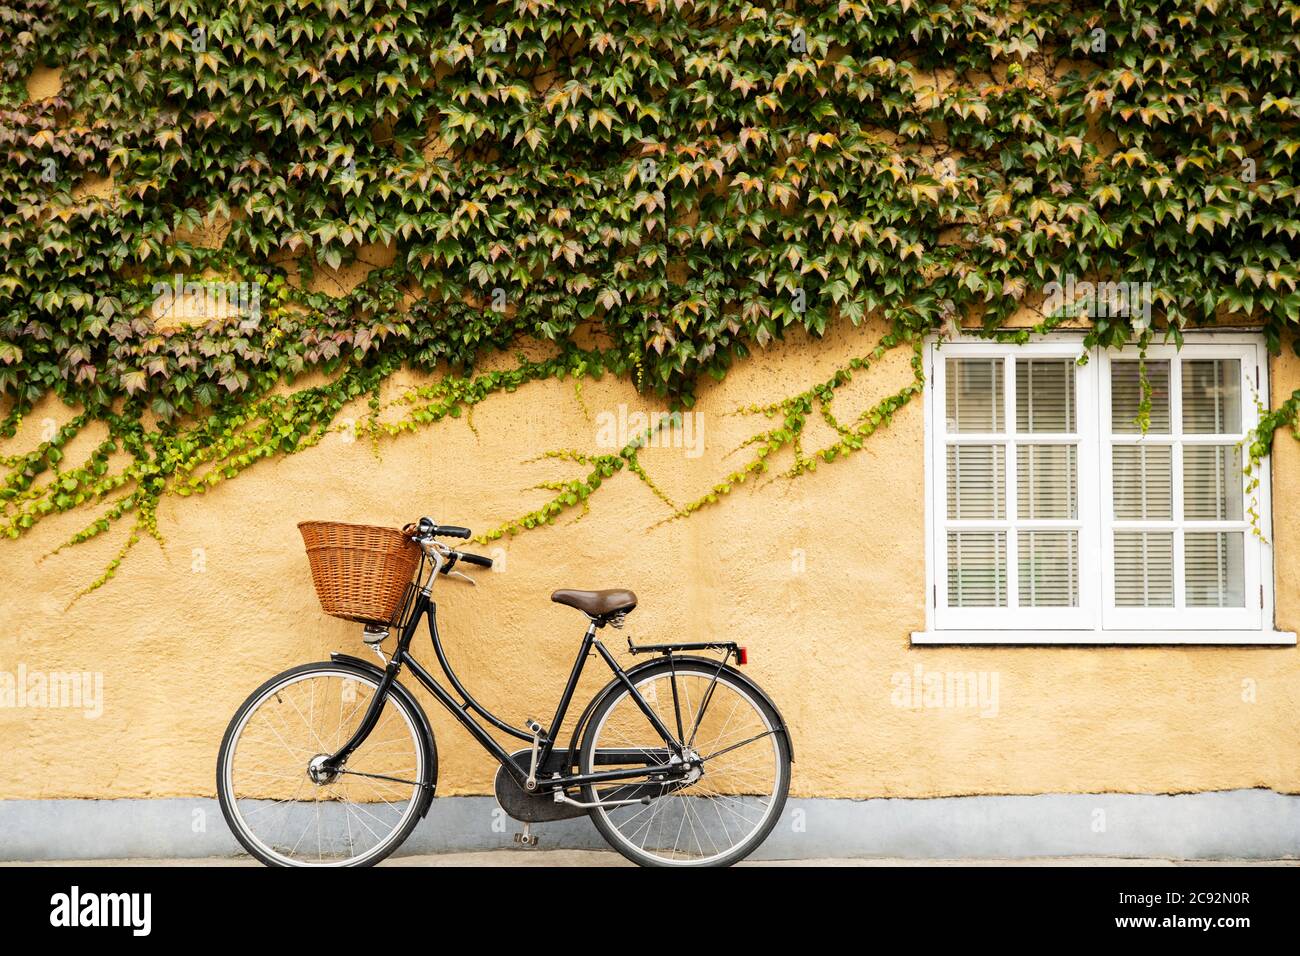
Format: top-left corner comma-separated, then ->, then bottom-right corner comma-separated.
411,517 -> 471,539
406,516 -> 493,571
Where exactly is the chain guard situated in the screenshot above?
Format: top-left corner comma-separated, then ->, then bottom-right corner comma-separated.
493,749 -> 588,823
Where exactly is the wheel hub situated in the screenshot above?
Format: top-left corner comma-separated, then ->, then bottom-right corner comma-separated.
669,750 -> 704,785
307,753 -> 340,785
685,752 -> 704,784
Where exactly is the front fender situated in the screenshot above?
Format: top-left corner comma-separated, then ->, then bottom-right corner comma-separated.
330,653 -> 440,816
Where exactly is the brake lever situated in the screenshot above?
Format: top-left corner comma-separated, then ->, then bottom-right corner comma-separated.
445,569 -> 476,587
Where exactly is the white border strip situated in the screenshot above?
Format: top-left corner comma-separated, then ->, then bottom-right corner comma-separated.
2,792 -> 1297,861
912,629 -> 1296,645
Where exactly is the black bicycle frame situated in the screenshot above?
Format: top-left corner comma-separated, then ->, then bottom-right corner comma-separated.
325,585 -> 689,792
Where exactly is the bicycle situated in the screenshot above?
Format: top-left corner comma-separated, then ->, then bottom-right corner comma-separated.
216,517 -> 793,867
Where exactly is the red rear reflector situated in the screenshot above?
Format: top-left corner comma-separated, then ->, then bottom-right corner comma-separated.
736,647 -> 748,665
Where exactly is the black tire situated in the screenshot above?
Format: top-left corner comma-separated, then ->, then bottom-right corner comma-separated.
216,661 -> 434,867
579,659 -> 791,867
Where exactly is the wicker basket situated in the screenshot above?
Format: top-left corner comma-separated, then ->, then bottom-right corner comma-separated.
298,521 -> 421,625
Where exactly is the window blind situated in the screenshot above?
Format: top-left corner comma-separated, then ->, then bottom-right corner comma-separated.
943,356 -> 1081,612
1107,357 -> 1246,612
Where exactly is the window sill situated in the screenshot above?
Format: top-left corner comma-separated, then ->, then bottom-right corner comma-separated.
910,630 -> 1297,646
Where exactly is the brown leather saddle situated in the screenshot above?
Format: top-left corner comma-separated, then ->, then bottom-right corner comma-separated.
550,588 -> 637,619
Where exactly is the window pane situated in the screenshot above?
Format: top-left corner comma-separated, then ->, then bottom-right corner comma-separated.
1018,530 -> 1079,607
1016,359 -> 1075,432
1183,446 -> 1243,520
1185,532 -> 1245,607
1017,445 -> 1077,519
946,358 -> 1004,432
947,531 -> 1006,607
1111,360 -> 1170,434
1182,360 -> 1241,434
1114,531 -> 1175,607
1112,445 -> 1172,519
947,445 -> 1005,519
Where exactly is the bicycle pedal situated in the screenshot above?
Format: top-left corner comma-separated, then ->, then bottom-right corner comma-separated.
513,830 -> 540,848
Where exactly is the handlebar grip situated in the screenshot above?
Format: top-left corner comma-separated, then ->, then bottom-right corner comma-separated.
438,525 -> 472,539
457,551 -> 494,569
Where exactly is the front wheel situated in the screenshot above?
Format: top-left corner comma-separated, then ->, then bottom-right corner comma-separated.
216,661 -> 433,867
579,658 -> 791,867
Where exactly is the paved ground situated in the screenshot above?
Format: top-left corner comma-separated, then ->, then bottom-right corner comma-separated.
6,851 -> 1297,867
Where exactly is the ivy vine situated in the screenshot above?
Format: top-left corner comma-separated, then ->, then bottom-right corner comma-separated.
1,0 -> 1298,593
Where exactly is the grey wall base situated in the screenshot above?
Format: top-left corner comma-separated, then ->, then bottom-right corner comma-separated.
2,789 -> 1297,861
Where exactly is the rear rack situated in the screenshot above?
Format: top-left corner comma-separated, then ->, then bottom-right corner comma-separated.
626,638 -> 741,656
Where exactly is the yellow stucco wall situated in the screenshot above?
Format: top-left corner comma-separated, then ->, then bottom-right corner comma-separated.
2,318 -> 1298,800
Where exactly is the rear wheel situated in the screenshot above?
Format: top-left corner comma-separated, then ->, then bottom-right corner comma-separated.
217,661 -> 432,867
579,659 -> 791,867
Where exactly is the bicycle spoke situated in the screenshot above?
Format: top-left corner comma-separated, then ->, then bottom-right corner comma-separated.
222,669 -> 424,866
701,729 -> 776,763
585,667 -> 786,866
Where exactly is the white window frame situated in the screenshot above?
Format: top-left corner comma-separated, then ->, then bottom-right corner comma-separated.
915,331 -> 1294,646
1098,341 -> 1261,631
930,339 -> 1099,632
